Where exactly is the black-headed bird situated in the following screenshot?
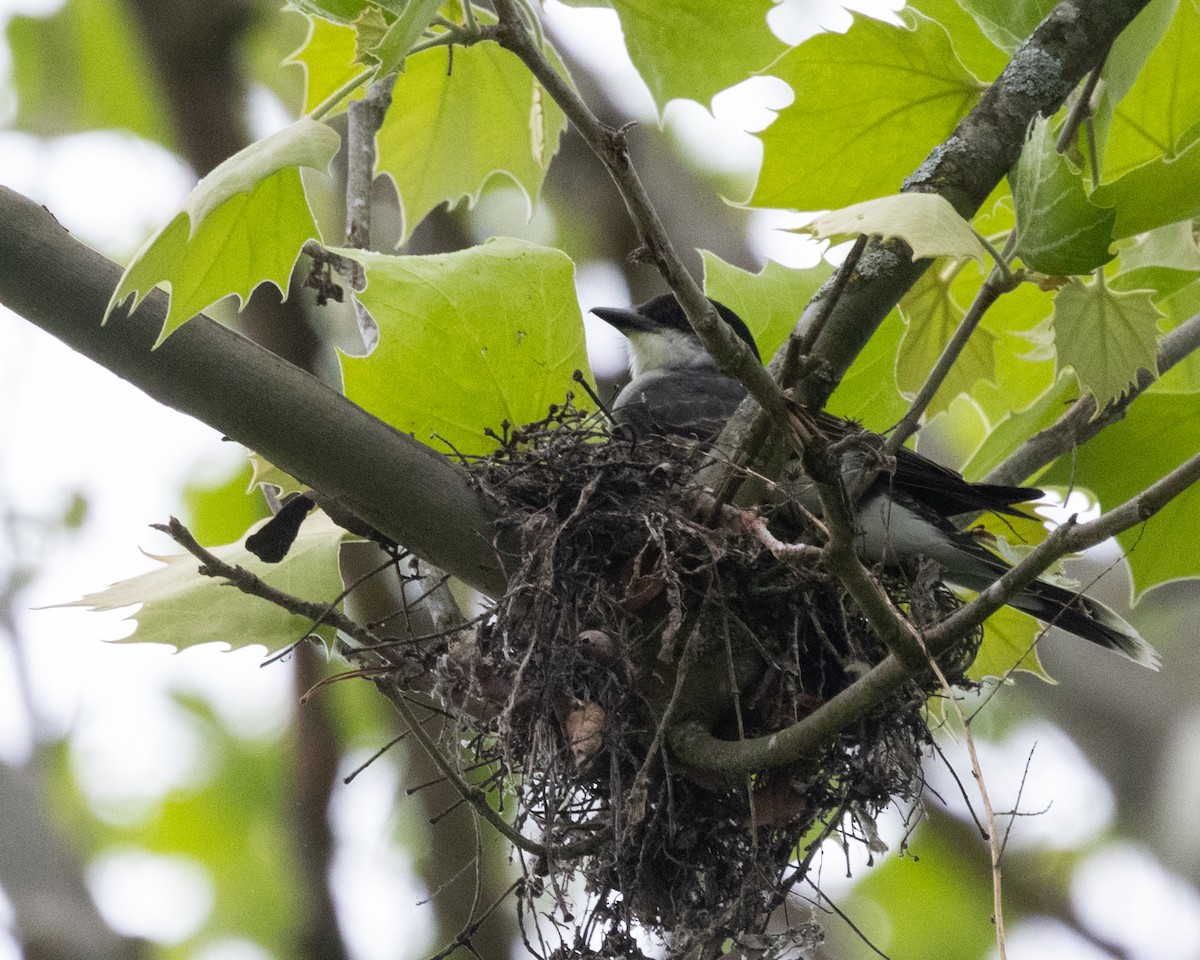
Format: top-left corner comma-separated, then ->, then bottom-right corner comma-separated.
591,293 -> 1158,668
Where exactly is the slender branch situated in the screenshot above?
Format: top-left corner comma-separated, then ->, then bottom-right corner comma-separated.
670,449 -> 1200,774
345,74 -> 397,251
1055,45 -> 1110,156
152,518 -> 578,860
490,0 -> 793,435
886,266 -> 1020,455
986,309 -> 1200,487
926,658 -> 1008,960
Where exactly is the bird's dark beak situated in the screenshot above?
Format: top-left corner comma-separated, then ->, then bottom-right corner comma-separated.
590,305 -> 651,334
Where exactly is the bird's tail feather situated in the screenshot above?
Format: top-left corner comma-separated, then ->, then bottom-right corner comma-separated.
1007,577 -> 1160,669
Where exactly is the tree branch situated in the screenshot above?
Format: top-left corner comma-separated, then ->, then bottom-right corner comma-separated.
490,0 -> 793,436
788,0 -> 1153,410
0,186 -> 509,597
986,309 -> 1200,487
670,448 -> 1200,774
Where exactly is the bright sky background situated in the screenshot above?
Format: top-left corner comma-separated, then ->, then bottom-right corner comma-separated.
2,1 -> 1198,958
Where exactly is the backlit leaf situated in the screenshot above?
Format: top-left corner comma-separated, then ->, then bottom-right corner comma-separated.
107,119 -> 339,344
337,239 -> 589,455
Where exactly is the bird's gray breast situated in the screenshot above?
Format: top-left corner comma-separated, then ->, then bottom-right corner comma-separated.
612,369 -> 747,440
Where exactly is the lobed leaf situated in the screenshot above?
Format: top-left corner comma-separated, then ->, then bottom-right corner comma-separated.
1051,280 -> 1161,409
1009,118 -> 1115,276
59,512 -> 349,653
374,37 -> 568,241
752,9 -> 982,211
609,0 -> 786,113
107,119 -> 340,344
801,194 -> 989,264
337,239 -> 590,456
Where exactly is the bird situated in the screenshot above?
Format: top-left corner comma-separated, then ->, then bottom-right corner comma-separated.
590,293 -> 1159,669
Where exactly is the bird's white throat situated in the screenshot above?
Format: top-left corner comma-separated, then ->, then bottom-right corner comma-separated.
624,329 -> 717,380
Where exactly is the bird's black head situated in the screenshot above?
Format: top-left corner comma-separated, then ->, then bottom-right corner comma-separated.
591,294 -> 762,363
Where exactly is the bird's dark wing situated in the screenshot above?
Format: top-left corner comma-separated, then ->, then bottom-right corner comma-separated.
613,372 -> 748,440
811,410 -> 1040,519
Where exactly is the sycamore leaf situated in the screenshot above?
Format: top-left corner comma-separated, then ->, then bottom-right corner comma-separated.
957,0 -> 1055,53
285,14 -> 369,114
904,0 -> 1009,80
1041,393 -> 1200,597
248,454 -> 307,497
336,239 -> 590,456
969,604 -> 1052,683
1052,280 -> 1162,409
1092,135 -> 1200,239
285,0 -> 407,25
59,512 -> 349,653
802,194 -> 989,264
108,119 -> 339,344
6,0 -> 174,148
1111,220 -> 1200,298
351,7 -> 391,65
1095,0 -> 1200,182
609,0 -> 786,112
752,9 -> 982,211
375,36 -> 568,241
360,0 -> 443,73
1009,118 -> 1116,275
700,252 -> 832,359
897,266 -> 998,418
828,310 -> 909,432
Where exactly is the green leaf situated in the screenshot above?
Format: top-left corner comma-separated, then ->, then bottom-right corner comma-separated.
700,252 -> 832,359
285,14 -> 369,114
957,0 -> 1055,52
963,372 -> 1078,481
6,0 -> 175,148
752,9 -> 982,211
183,461 -> 271,549
970,604 -> 1052,682
896,265 -> 998,418
802,194 -> 989,264
827,309 -> 909,432
337,239 -> 589,455
286,0 -> 406,25
1095,0 -> 1200,181
1111,220 -> 1200,298
60,512 -> 348,653
1041,393 -> 1200,597
108,119 -> 340,344
1009,118 -> 1116,276
905,0 -> 1009,80
375,38 -> 568,241
361,0 -> 443,73
608,0 -> 786,112
1052,280 -> 1161,408
1092,136 -> 1200,239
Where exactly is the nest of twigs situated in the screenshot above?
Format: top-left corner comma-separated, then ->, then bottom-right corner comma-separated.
429,400 -> 979,957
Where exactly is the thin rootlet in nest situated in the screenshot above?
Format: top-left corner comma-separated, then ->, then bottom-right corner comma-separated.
437,400 -> 979,956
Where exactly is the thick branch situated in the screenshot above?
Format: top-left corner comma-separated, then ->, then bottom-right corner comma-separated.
0,186 -> 509,597
791,0 -> 1152,409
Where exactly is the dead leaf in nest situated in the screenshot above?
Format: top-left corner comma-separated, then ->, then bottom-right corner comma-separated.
752,771 -> 811,828
619,551 -> 665,614
564,700 -> 606,766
